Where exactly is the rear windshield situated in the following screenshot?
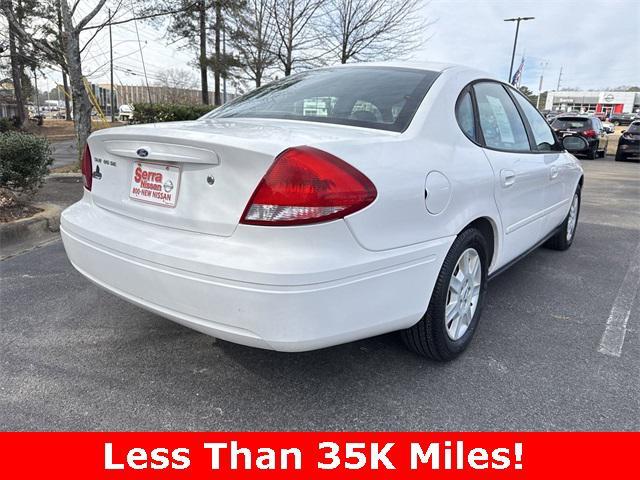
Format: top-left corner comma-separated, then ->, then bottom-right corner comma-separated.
551,117 -> 590,129
628,122 -> 640,133
204,67 -> 440,132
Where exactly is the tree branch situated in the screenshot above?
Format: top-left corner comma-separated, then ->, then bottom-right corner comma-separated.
74,0 -> 108,32
79,0 -> 124,54
0,1 -> 63,61
81,2 -> 200,31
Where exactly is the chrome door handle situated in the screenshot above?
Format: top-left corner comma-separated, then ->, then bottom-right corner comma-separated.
500,169 -> 516,187
550,166 -> 559,179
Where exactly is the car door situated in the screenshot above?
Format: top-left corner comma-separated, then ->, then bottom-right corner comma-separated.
472,81 -> 550,265
509,87 -> 572,233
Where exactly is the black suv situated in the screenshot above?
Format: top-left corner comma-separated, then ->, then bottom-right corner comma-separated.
551,115 -> 609,159
615,121 -> 640,162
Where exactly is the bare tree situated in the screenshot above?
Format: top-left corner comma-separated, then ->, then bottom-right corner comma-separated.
136,0 -> 211,104
232,0 -> 277,87
322,0 -> 431,64
2,0 -> 195,154
3,0 -> 42,127
1,0 -> 108,150
6,10 -> 26,127
207,0 -> 244,106
155,67 -> 199,103
271,0 -> 323,76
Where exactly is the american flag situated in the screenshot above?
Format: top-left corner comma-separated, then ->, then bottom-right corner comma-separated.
511,56 -> 525,87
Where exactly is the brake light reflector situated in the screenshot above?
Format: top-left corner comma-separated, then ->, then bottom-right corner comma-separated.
81,143 -> 92,191
583,129 -> 597,138
241,146 -> 377,226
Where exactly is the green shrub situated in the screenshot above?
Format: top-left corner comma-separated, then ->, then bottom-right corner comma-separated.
132,103 -> 216,124
0,117 -> 17,133
0,132 -> 53,195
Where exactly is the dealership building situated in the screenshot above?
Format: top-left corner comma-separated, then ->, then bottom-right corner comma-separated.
544,91 -> 640,115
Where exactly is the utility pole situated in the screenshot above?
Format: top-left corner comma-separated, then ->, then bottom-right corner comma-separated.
536,60 -> 548,110
556,66 -> 563,91
109,8 -> 115,122
33,68 -> 39,114
504,17 -> 535,82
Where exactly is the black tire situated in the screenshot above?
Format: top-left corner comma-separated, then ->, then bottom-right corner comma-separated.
401,228 -> 488,361
615,151 -> 626,162
544,186 -> 581,251
586,144 -> 597,160
598,144 -> 606,158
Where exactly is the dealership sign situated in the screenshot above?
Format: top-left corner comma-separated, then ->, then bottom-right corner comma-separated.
598,91 -> 635,104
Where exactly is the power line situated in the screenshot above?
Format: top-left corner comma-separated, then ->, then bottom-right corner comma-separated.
130,0 -> 152,103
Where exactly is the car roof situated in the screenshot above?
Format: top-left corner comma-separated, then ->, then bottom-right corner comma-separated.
329,60 -> 459,72
322,61 -> 499,86
555,115 -> 593,120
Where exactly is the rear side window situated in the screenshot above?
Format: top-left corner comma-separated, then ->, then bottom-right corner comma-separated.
456,90 -> 476,140
510,89 -> 558,151
551,117 -> 590,129
628,122 -> 640,133
473,82 -> 530,151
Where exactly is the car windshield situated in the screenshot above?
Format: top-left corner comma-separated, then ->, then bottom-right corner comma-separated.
628,122 -> 640,133
203,67 -> 440,132
552,117 -> 590,129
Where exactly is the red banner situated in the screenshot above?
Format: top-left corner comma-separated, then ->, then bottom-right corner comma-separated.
1,432 -> 637,478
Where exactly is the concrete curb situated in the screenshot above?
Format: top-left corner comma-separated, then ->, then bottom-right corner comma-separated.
49,172 -> 82,178
0,203 -> 62,255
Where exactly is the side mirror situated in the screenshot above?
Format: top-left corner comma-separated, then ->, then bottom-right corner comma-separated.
562,135 -> 589,152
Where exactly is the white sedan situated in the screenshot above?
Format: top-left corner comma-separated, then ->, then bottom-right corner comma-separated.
61,62 -> 585,360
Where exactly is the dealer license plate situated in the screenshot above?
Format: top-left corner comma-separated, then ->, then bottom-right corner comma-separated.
129,162 -> 180,208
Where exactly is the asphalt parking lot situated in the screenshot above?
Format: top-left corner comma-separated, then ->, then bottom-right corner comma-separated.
1,157 -> 638,431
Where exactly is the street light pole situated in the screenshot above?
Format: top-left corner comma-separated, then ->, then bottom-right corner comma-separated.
536,60 -> 548,110
504,16 -> 534,83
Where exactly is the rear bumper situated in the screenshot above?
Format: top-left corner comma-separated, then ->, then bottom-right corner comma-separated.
617,143 -> 640,155
61,195 -> 453,351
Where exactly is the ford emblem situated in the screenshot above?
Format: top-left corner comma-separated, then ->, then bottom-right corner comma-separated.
136,148 -> 149,158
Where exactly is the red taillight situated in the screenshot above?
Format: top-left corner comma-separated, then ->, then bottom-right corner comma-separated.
241,146 -> 377,226
81,143 -> 92,191
583,129 -> 597,138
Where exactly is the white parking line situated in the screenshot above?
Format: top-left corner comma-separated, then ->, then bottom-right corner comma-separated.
598,241 -> 640,357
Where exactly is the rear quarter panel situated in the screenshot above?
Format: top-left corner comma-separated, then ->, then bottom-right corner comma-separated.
329,69 -> 502,267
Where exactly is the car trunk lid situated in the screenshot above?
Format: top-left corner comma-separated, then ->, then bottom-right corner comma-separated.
87,119 -> 389,236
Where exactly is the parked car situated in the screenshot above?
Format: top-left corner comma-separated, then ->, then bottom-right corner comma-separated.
609,112 -> 637,126
119,104 -> 134,122
545,111 -> 562,123
602,121 -> 615,134
60,63 -> 585,361
29,113 -> 44,126
615,121 -> 640,162
551,115 -> 608,159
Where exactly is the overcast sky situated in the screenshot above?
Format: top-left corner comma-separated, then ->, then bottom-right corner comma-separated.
41,0 -> 640,95
416,0 -> 640,90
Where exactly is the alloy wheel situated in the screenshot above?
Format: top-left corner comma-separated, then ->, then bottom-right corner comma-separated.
445,248 -> 482,341
566,193 -> 579,242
